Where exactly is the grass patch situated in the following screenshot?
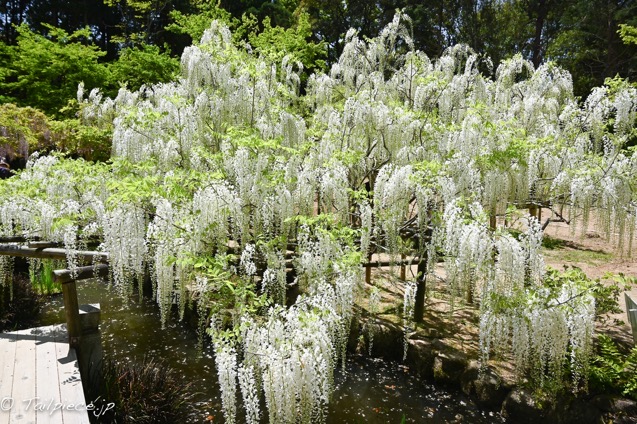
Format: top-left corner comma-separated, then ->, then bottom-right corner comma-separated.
541,236 -> 613,265
541,235 -> 567,250
29,259 -> 62,295
547,247 -> 613,265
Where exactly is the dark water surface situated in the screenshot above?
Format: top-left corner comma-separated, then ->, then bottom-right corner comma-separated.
40,280 -> 503,423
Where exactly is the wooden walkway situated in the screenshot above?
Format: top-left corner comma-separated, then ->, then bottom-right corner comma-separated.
0,324 -> 90,424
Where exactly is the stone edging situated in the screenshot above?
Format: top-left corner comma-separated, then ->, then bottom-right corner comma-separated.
351,318 -> 637,424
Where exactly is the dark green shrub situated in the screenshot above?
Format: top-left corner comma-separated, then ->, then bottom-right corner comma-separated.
91,356 -> 192,423
0,103 -> 113,163
0,274 -> 43,331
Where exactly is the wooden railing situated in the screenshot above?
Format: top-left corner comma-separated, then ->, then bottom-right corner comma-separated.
0,237 -> 108,348
2,236 -> 426,344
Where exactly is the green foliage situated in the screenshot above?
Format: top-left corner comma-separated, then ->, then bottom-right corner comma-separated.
490,267 -> 588,311
103,0 -> 154,17
0,41 -> 12,102
474,0 -> 533,68
0,24 -> 108,117
286,213 -> 338,231
243,13 -> 326,77
0,25 -> 180,115
619,24 -> 637,46
0,103 -> 52,158
542,267 -> 630,323
169,6 -> 325,82
589,334 -> 637,400
541,235 -> 566,250
411,159 -> 444,191
48,119 -> 112,162
0,0 -> 635,105
189,253 -> 270,334
0,104 -> 111,161
106,174 -> 159,207
107,44 -> 179,93
167,3 -> 238,44
595,273 -> 633,321
105,160 -> 219,211
221,0 -> 299,27
603,75 -> 636,99
228,126 -> 283,152
476,128 -> 529,171
101,0 -> 183,47
29,260 -> 62,295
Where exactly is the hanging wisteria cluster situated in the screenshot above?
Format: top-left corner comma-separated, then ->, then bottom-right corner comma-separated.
479,271 -> 595,391
210,257 -> 358,424
1,12 -> 637,421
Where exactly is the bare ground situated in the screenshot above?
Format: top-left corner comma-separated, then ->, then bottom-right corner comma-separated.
363,207 -> 637,385
542,210 -> 637,347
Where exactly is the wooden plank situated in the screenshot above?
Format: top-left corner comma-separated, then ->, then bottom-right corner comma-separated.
54,329 -> 90,424
363,258 -> 420,268
0,331 -> 17,424
35,327 -> 64,424
0,326 -> 90,424
27,242 -> 61,249
0,236 -> 39,243
10,328 -> 37,424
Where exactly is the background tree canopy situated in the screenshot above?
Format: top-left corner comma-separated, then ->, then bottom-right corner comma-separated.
0,0 -> 635,118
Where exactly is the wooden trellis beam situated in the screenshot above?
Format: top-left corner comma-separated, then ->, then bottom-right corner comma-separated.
0,244 -> 108,263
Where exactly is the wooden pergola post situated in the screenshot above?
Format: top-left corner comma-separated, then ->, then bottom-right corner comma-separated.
54,264 -> 109,348
62,280 -> 82,348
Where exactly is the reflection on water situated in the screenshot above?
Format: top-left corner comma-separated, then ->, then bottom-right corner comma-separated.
330,356 -> 503,424
40,280 -> 503,423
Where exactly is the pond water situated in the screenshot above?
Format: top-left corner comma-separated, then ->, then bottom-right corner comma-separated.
40,280 -> 504,423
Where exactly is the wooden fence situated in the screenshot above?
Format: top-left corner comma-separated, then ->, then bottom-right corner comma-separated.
626,293 -> 637,346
